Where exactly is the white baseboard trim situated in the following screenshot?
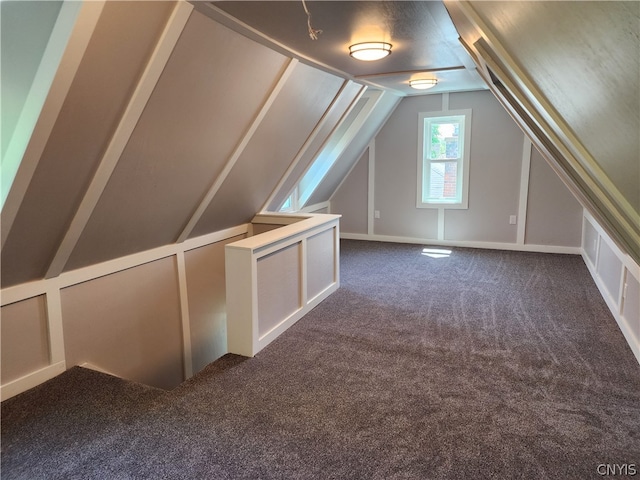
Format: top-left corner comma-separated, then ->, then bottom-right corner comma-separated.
0,361 -> 66,402
339,232 -> 582,255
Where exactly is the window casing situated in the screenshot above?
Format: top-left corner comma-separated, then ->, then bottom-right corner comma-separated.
417,110 -> 472,209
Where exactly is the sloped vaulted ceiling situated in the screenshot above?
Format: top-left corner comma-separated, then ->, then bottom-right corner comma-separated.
65,9 -> 291,270
1,1 -> 366,287
1,1 -> 177,286
444,0 -> 640,263
188,62 -> 346,237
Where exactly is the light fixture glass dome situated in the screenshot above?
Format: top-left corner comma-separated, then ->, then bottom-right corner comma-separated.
349,42 -> 392,61
409,78 -> 438,90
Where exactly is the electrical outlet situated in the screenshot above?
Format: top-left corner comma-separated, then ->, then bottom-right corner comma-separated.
374,210 -> 380,219
509,215 -> 517,225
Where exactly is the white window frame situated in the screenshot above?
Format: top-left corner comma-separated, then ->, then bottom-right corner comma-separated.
417,109 -> 472,209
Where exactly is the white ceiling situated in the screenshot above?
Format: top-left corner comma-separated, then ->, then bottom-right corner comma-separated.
201,1 -> 489,96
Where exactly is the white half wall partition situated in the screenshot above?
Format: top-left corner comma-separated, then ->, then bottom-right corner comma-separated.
226,213 -> 340,357
0,225 -> 248,400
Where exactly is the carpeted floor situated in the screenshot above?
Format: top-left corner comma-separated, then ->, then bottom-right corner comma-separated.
2,240 -> 639,479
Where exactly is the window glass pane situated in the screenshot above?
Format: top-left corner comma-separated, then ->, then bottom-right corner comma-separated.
428,161 -> 458,201
428,162 -> 445,199
298,94 -> 371,207
429,122 -> 460,160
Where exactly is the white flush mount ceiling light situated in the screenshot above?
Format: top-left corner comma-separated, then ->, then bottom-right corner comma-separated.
410,78 -> 438,90
349,42 -> 392,61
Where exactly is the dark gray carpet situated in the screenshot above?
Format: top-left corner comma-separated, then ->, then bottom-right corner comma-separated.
2,240 -> 639,479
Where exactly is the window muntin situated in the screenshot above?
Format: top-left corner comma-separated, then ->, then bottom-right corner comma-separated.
417,110 -> 471,209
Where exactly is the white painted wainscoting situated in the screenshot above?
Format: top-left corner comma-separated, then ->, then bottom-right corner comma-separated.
0,225 -> 246,400
582,210 -> 640,365
1,213 -> 340,400
226,213 -> 340,357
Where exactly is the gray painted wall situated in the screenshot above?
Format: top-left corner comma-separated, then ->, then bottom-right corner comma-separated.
185,235 -> 245,374
331,149 -> 369,235
1,296 -> 49,384
526,147 -> 584,247
61,257 -> 184,390
332,90 -> 583,248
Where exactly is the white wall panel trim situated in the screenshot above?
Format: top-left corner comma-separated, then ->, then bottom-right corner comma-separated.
584,210 -> 639,283
0,285 -> 67,401
441,92 -> 450,111
0,223 -> 249,398
177,58 -> 299,242
261,80 -> 360,213
367,140 -> 375,235
1,1 -> 105,249
175,252 -> 193,379
45,285 -> 65,366
517,136 -> 532,244
44,1 -> 194,279
2,224 -> 249,307
582,210 -> 640,365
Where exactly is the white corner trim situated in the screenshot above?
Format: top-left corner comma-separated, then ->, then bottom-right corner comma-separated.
300,87 -> 376,210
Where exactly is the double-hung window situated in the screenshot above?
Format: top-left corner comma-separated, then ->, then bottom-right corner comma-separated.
417,110 -> 472,209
